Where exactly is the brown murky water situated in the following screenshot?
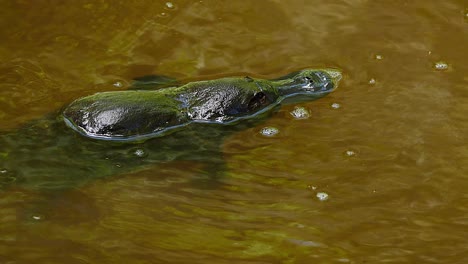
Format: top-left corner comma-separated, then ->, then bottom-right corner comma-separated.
1,0 -> 467,263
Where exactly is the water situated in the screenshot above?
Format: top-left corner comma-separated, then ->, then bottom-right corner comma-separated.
1,0 -> 467,263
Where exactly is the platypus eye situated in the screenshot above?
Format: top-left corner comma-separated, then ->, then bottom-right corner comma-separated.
248,92 -> 267,111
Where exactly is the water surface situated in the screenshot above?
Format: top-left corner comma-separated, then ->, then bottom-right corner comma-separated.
1,0 -> 467,263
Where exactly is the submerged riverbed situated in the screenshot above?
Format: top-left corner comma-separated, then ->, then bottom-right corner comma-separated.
1,0 -> 467,263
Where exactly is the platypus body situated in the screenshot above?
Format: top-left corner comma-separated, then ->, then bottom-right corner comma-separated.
0,69 -> 341,190
63,69 -> 342,141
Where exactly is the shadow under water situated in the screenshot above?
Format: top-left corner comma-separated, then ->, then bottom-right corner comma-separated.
0,111 -> 264,191
0,68 -> 340,192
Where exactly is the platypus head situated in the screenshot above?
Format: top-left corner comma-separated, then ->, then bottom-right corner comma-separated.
187,69 -> 342,123
275,69 -> 342,98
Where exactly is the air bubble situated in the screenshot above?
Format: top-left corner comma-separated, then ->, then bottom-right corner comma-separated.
32,215 -> 43,221
288,238 -> 322,247
368,78 -> 376,85
375,54 -> 383,60
345,150 -> 356,157
134,149 -> 146,158
434,61 -> 449,71
290,106 -> 310,119
0,168 -> 16,185
337,258 -> 351,263
260,127 -> 279,137
113,81 -> 123,88
331,103 -> 340,109
158,12 -> 169,18
165,2 -> 175,9
316,192 -> 329,201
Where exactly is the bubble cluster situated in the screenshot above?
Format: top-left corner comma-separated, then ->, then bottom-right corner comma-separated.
316,192 -> 329,201
134,148 -> 146,158
375,54 -> 383,60
433,61 -> 449,71
331,103 -> 340,109
260,127 -> 279,137
345,150 -> 356,157
160,2 -> 177,17
290,106 -> 310,119
165,2 -> 175,9
368,78 -> 376,85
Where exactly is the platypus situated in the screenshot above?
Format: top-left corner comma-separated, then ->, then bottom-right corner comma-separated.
0,69 -> 341,190
63,69 -> 342,141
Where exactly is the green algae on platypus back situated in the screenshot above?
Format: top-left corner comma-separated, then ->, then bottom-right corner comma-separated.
63,69 -> 342,141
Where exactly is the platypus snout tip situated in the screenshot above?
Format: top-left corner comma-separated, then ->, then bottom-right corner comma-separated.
323,69 -> 342,84
306,68 -> 342,93
317,68 -> 342,93
277,68 -> 342,97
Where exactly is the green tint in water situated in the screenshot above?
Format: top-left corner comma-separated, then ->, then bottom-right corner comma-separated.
1,0 -> 468,263
1,69 -> 338,190
0,117 -> 231,190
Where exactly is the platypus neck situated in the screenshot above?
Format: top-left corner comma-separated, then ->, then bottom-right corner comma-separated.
273,79 -> 303,96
